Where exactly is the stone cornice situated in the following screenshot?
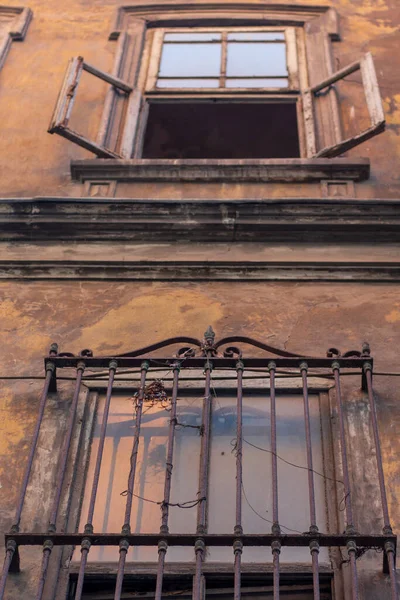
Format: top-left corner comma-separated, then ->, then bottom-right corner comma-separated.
1,260 -> 400,281
1,197 -> 400,243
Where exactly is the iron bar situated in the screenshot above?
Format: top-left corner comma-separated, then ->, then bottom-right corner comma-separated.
154,363 -> 181,600
364,365 -> 398,600
234,360 -> 244,600
0,355 -> 56,600
300,363 -> 320,600
6,531 -> 396,548
193,358 -> 213,600
332,362 -> 359,600
74,360 -> 118,600
45,357 -> 371,370
268,362 -> 280,600
35,362 -> 86,600
49,362 -> 85,529
114,362 -> 150,600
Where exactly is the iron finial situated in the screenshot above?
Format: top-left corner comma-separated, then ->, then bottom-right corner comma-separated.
361,342 -> 371,357
49,343 -> 58,356
204,326 -> 216,345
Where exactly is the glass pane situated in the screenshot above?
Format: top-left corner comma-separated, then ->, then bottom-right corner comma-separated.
226,77 -> 289,88
157,78 -> 220,88
77,394 -> 202,563
159,42 -> 221,77
207,394 -> 328,564
227,31 -> 285,41
164,32 -> 222,42
226,42 -> 287,77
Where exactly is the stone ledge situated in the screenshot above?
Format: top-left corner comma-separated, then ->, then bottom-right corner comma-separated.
2,260 -> 400,281
70,158 -> 370,183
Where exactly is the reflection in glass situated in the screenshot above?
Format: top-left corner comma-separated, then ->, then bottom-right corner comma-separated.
159,43 -> 222,77
225,78 -> 288,88
207,394 -> 328,563
226,42 -> 287,77
157,78 -> 220,88
227,32 -> 285,41
78,396 -> 202,563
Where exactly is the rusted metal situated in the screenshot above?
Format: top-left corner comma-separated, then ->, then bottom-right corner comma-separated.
364,365 -> 398,599
114,361 -> 149,600
300,362 -> 320,600
268,362 -> 280,600
234,360 -> 244,600
6,531 -> 397,548
49,362 -> 85,529
74,360 -> 117,600
193,345 -> 213,600
154,363 -> 181,600
0,345 -> 57,600
35,362 -> 86,600
2,333 -> 393,600
332,362 -> 359,600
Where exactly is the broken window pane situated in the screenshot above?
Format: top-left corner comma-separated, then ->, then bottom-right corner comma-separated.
226,42 -> 287,77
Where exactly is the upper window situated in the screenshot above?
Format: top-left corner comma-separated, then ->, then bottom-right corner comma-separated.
147,28 -> 297,91
48,6 -> 386,163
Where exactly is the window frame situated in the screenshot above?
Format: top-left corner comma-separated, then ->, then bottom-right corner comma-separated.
144,26 -> 300,94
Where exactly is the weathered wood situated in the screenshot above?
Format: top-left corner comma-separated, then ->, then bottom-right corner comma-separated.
301,90 -> 316,157
82,61 -> 132,93
305,11 -> 341,153
316,122 -> 385,158
48,57 -> 84,132
361,52 -> 385,127
96,32 -> 129,148
309,60 -> 360,94
50,125 -> 121,159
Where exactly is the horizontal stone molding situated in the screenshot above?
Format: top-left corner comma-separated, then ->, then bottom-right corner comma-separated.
1,260 -> 400,281
70,158 -> 370,183
110,3 -> 339,40
2,197 -> 400,243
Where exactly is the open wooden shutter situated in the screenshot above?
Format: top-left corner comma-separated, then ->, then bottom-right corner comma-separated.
48,20 -> 147,159
310,53 -> 385,158
48,56 -> 132,158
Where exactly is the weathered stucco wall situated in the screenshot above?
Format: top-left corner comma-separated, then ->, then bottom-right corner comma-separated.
0,0 -> 399,198
0,281 -> 399,597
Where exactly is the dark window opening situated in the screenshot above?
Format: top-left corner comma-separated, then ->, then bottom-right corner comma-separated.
142,102 -> 300,159
72,573 -> 332,599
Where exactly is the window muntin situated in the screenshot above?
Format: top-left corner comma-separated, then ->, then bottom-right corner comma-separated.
146,27 -> 298,93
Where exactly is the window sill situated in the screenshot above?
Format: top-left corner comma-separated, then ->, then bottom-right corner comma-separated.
70,158 -> 370,183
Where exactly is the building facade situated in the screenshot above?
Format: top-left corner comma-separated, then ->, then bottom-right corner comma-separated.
0,0 -> 399,598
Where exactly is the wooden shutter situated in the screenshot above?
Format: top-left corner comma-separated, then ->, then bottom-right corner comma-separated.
48,56 -> 132,158
303,10 -> 385,158
48,20 -> 147,159
311,53 -> 385,158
